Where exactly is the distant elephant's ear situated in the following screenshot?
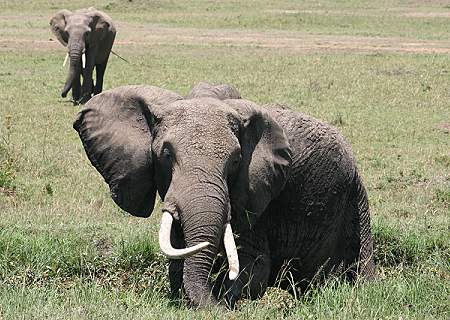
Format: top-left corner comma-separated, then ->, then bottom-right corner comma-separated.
88,10 -> 115,42
226,99 -> 292,230
49,9 -> 71,46
73,85 -> 182,217
187,82 -> 241,100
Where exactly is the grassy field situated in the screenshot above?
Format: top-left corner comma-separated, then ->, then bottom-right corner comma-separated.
0,0 -> 449,319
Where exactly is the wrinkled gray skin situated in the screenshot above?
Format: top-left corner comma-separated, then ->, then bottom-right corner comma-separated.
73,82 -> 375,308
50,7 -> 116,105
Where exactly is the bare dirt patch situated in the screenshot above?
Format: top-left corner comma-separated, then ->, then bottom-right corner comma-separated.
401,11 -> 450,18
268,7 -> 450,19
110,23 -> 450,54
435,122 -> 450,134
0,187 -> 16,197
0,39 -> 60,51
1,21 -> 450,54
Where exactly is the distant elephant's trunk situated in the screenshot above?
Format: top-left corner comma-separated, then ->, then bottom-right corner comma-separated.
61,42 -> 84,98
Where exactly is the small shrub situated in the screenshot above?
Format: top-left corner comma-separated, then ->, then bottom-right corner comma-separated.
331,112 -> 345,126
434,154 -> 450,167
434,188 -> 450,206
0,116 -> 17,195
373,223 -> 449,267
0,166 -> 15,192
44,183 -> 53,196
116,235 -> 159,271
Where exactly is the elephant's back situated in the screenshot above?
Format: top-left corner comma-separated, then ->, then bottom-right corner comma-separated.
264,104 -> 357,190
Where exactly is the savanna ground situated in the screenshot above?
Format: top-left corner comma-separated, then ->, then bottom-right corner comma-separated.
0,0 -> 449,319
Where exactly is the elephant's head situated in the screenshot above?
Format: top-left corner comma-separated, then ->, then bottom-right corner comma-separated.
50,8 -> 112,98
73,83 -> 291,306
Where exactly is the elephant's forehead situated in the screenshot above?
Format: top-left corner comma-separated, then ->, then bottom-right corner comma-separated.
66,14 -> 90,26
160,102 -> 239,159
165,99 -> 237,130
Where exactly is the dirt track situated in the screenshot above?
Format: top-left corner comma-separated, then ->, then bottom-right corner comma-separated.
1,22 -> 450,54
114,24 -> 450,54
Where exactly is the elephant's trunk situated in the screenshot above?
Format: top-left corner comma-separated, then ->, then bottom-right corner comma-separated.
159,210 -> 211,258
61,42 -> 84,98
162,178 -> 235,307
159,212 -> 239,279
181,201 -> 224,307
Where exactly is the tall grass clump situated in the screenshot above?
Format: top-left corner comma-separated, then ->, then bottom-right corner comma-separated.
0,115 -> 17,195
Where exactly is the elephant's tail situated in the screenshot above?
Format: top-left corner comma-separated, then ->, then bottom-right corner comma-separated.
111,50 -> 130,64
348,169 -> 376,280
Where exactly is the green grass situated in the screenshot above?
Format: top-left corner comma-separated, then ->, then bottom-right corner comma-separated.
3,0 -> 450,39
1,0 -> 449,319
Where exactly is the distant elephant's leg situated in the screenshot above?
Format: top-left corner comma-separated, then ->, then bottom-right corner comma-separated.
224,229 -> 270,308
94,62 -> 107,95
79,51 -> 96,104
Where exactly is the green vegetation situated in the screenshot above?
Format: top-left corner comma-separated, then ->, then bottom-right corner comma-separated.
0,0 -> 449,319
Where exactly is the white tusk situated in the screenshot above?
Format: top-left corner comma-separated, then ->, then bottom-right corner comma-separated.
224,223 -> 239,280
82,53 -> 86,69
158,211 -> 210,259
63,53 -> 69,67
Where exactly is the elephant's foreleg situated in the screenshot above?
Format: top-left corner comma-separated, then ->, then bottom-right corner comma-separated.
79,75 -> 93,104
94,62 -> 107,95
223,229 -> 270,308
169,259 -> 183,299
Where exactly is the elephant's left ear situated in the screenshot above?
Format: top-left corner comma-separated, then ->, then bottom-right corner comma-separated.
226,99 -> 292,230
49,9 -> 71,46
89,10 -> 115,41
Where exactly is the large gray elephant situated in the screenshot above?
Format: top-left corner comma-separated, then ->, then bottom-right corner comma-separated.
73,82 -> 375,308
50,7 -> 116,104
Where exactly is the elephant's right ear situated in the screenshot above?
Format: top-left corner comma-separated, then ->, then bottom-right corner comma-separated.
50,10 -> 72,46
226,99 -> 292,230
73,85 -> 182,217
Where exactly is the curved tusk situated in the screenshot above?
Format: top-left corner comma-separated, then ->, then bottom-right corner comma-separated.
224,223 -> 239,280
81,52 -> 86,69
158,211 -> 210,260
63,53 -> 69,67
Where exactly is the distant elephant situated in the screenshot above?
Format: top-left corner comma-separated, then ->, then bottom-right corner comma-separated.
50,7 -> 116,104
73,82 -> 376,308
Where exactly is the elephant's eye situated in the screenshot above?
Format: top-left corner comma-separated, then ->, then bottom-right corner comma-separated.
230,152 -> 241,169
161,148 -> 172,160
227,151 -> 241,187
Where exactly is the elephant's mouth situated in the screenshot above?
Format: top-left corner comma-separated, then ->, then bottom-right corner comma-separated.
62,49 -> 86,68
158,210 -> 239,280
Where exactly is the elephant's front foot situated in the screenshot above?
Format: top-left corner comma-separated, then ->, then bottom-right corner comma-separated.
168,260 -> 184,300
223,285 -> 240,309
78,93 -> 92,105
93,84 -> 102,95
71,95 -> 81,106
222,244 -> 271,307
